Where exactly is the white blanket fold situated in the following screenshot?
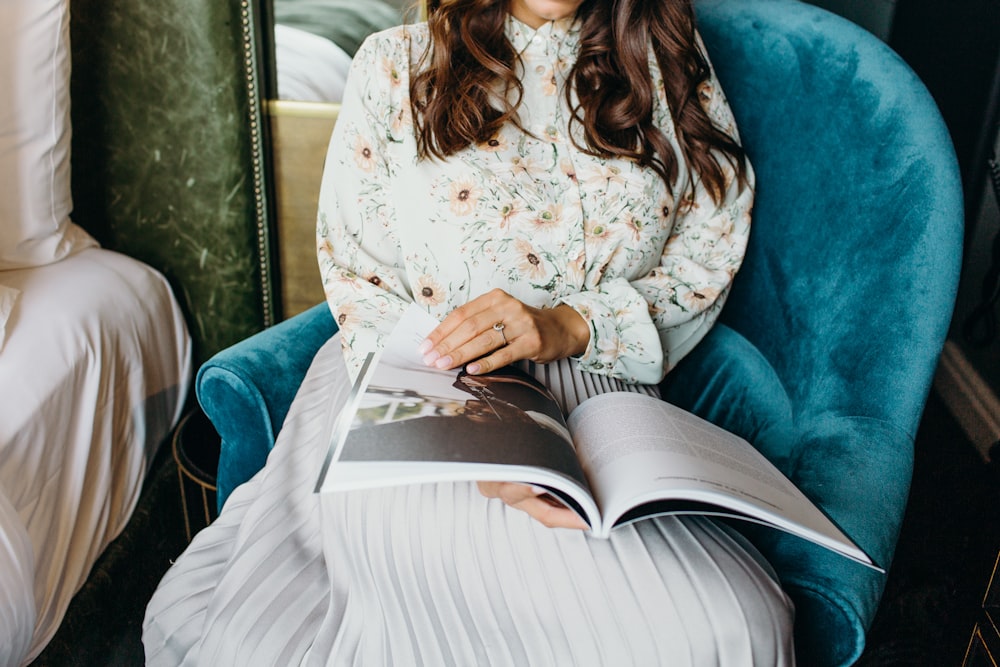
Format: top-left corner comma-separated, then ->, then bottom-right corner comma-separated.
0,248 -> 191,664
0,284 -> 19,351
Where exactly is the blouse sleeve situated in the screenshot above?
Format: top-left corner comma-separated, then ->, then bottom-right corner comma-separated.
559,58 -> 754,386
316,33 -> 414,380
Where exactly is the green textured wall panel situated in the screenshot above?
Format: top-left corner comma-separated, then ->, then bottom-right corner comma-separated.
70,0 -> 276,366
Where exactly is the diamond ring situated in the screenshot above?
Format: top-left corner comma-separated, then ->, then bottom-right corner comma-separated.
493,322 -> 508,346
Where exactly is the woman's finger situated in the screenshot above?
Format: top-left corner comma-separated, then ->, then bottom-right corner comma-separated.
476,482 -> 588,530
422,289 -> 510,349
463,343 -> 518,374
508,496 -> 589,530
422,319 -> 514,370
421,290 -> 522,368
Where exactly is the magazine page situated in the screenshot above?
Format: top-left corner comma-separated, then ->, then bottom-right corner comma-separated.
568,392 -> 876,567
318,304 -> 601,525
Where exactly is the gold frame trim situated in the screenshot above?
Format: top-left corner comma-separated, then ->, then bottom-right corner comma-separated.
241,0 -> 276,327
266,99 -> 343,120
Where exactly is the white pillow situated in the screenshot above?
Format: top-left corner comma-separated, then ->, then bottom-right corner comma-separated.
0,0 -> 96,271
275,24 -> 353,103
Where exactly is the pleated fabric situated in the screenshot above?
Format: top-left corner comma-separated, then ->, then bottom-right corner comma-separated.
144,336 -> 795,666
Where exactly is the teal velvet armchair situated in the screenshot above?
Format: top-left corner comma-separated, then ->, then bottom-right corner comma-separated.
196,0 -> 964,663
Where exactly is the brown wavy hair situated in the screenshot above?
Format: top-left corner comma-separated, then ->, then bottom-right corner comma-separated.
411,0 -> 748,204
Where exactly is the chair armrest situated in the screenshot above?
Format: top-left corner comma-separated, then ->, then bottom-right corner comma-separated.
660,325 -> 914,666
750,418 -> 914,667
196,303 -> 337,512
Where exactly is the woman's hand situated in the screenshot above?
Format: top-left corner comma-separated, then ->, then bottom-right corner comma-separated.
422,289 -> 591,530
476,481 -> 589,530
417,288 -> 590,374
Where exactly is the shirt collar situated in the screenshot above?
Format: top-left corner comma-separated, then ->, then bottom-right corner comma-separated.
505,13 -> 582,58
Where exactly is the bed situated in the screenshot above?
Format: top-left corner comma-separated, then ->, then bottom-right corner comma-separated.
0,0 -> 192,663
0,249 -> 191,665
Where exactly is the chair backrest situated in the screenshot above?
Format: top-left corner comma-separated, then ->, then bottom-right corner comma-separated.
698,0 -> 962,432
694,0 -> 963,663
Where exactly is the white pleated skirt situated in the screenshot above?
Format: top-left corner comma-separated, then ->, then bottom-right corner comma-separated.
143,335 -> 795,666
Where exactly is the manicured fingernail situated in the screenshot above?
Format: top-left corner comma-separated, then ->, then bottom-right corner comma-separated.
434,355 -> 452,369
466,363 -> 480,374
422,350 -> 440,366
528,485 -> 548,496
417,339 -> 432,354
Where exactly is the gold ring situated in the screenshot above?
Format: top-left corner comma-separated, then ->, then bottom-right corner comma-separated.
493,322 -> 508,346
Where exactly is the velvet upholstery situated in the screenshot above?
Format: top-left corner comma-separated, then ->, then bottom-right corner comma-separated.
197,303 -> 337,508
196,1 -> 963,664
678,2 -> 962,663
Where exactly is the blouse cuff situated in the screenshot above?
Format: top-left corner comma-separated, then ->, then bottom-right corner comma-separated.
559,279 -> 664,385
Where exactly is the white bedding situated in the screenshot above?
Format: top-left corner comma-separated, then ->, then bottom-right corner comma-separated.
274,23 -> 352,103
0,247 -> 192,665
0,285 -> 17,351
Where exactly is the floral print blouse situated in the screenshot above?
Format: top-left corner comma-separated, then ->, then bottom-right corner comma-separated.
317,15 -> 754,385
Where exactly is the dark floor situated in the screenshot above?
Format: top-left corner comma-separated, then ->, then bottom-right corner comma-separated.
31,389 -> 1000,666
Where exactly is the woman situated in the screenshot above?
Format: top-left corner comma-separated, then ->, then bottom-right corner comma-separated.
144,0 -> 796,663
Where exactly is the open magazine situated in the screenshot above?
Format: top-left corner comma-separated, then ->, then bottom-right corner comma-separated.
318,305 -> 880,571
